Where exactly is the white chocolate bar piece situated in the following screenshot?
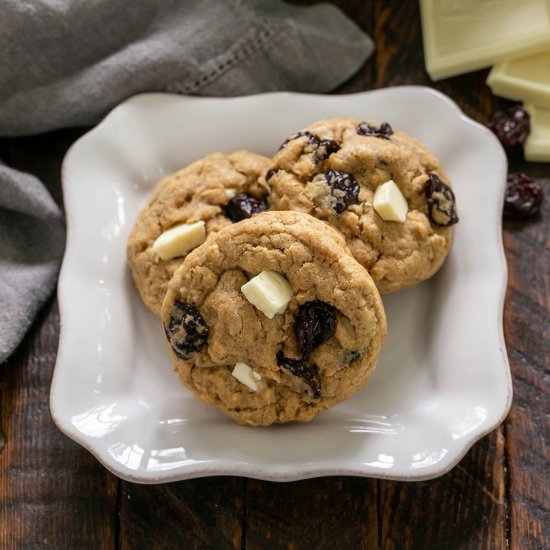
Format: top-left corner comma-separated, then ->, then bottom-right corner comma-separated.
420,0 -> 550,80
525,103 -> 550,162
241,270 -> 293,319
152,221 -> 206,260
488,51 -> 550,109
373,180 -> 408,222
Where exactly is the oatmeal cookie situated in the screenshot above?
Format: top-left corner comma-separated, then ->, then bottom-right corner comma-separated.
266,118 -> 458,292
161,211 -> 387,426
127,151 -> 271,316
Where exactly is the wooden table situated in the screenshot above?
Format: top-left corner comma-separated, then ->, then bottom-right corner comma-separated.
1,2 -> 548,548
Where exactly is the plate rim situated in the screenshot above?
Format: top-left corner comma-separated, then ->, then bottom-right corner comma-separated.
50,86 -> 513,483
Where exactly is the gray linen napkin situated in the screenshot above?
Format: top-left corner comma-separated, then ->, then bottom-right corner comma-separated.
0,0 -> 374,362
0,165 -> 65,361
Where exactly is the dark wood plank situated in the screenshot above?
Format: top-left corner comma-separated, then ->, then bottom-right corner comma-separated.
0,131 -> 118,549
245,477 -> 379,550
503,169 -> 550,549
119,477 -> 245,550
379,429 -> 507,550
0,299 -> 118,549
369,2 -> 510,548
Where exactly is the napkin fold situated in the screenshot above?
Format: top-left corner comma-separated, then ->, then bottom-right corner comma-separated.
0,0 -> 374,362
0,0 -> 374,136
0,166 -> 65,362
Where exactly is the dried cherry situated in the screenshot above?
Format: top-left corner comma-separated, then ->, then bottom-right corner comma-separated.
425,174 -> 458,226
295,301 -> 336,359
164,302 -> 208,360
487,105 -> 530,153
276,351 -> 321,401
504,172 -> 543,218
224,193 -> 267,222
323,170 -> 360,214
357,121 -> 393,139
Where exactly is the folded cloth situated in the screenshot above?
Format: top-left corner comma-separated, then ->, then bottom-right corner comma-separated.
0,0 -> 374,362
0,0 -> 373,136
0,165 -> 65,362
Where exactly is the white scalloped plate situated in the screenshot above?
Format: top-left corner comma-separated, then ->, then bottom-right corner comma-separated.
51,87 -> 511,483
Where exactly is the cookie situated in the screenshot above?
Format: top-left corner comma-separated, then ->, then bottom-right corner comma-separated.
266,118 -> 458,292
161,210 -> 387,426
127,151 -> 271,316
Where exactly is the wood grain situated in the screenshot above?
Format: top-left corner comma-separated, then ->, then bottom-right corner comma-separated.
503,183 -> 550,550
119,478 -> 245,550
245,477 -> 378,550
0,299 -> 118,549
379,429 -> 508,550
0,2 -> 549,549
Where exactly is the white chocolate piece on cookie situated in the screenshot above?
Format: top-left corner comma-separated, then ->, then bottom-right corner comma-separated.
241,270 -> 293,319
152,221 -> 206,260
231,362 -> 261,391
373,180 -> 408,222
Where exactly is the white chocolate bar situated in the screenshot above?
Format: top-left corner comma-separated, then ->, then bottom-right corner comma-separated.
488,51 -> 550,109
524,103 -> 550,162
420,0 -> 550,80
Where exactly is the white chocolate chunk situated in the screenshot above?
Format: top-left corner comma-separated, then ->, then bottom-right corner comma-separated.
524,103 -> 550,162
241,270 -> 293,319
373,180 -> 408,222
231,362 -> 260,391
420,0 -> 550,80
152,221 -> 206,260
488,52 -> 550,110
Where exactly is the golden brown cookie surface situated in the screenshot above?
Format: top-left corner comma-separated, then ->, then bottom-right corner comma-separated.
127,151 -> 271,316
161,211 -> 386,426
267,118 -> 458,292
